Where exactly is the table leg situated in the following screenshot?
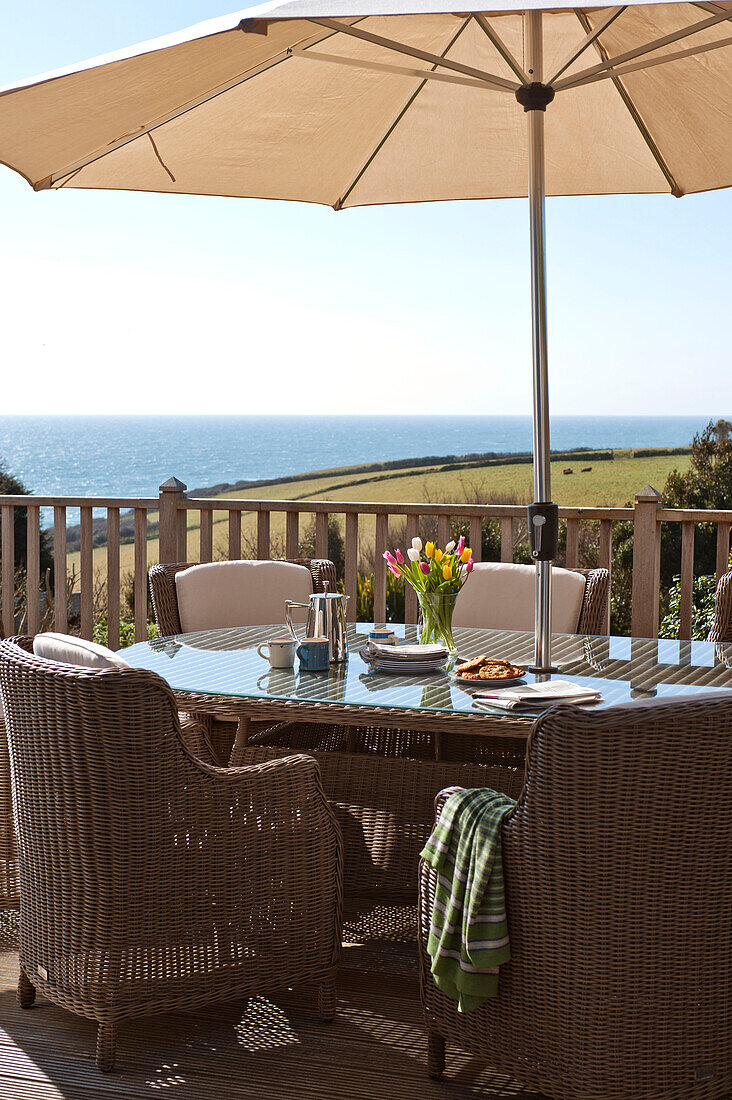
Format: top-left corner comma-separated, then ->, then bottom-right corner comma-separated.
345,726 -> 357,753
232,716 -> 251,761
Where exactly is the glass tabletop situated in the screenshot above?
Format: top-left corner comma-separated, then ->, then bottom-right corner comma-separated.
122,623 -> 732,719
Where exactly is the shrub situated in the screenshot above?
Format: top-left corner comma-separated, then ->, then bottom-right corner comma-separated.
659,574 -> 718,640
93,617 -> 158,649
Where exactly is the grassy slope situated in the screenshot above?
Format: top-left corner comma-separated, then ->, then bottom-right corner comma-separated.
67,450 -> 691,576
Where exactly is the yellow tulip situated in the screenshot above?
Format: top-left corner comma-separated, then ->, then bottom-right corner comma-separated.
443,563 -> 452,580
460,547 -> 471,563
425,541 -> 434,559
435,548 -> 443,562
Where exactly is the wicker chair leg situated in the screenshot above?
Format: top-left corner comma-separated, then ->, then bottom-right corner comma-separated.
17,970 -> 36,1009
96,1023 -> 117,1073
427,1032 -> 446,1080
317,978 -> 336,1023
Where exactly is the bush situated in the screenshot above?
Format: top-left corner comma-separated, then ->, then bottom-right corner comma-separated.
659,575 -> 718,640
93,617 -> 158,649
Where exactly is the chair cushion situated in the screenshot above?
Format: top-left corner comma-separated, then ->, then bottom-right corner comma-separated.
33,632 -> 130,669
453,562 -> 587,634
174,560 -> 313,632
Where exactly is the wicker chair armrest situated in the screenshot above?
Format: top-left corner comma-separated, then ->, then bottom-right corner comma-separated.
709,570 -> 732,643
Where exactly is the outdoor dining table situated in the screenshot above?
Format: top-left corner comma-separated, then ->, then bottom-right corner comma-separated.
123,623 -> 732,758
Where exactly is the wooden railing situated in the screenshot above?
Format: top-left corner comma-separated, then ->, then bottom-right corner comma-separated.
0,478 -> 730,647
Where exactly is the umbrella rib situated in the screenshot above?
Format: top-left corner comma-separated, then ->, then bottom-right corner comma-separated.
471,14 -> 530,83
309,17 -> 520,92
554,7 -> 732,91
289,45 -> 504,92
38,21 -> 366,190
547,7 -> 627,85
558,30 -> 732,90
334,17 -> 472,209
572,10 -> 682,197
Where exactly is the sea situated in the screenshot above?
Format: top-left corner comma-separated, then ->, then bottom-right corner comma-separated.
0,414 -> 713,501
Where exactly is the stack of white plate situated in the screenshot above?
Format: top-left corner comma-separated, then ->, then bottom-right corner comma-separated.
359,641 -> 448,674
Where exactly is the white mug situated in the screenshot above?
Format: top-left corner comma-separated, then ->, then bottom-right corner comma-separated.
257,637 -> 296,669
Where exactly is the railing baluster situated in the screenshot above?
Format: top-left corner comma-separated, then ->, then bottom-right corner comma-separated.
228,510 -> 242,560
565,518 -> 579,568
501,518 -> 513,563
176,507 -> 188,562
199,508 -> 213,564
53,506 -> 67,634
286,511 -> 299,559
257,510 -> 270,560
469,516 -> 482,563
679,521 -> 695,641
437,514 -> 450,549
405,513 -> 419,623
599,518 -> 613,634
345,512 -> 358,622
374,512 -> 388,623
80,506 -> 93,640
716,522 -> 731,581
315,511 -> 329,560
134,508 -> 148,643
107,508 -> 120,650
26,506 -> 41,635
1,505 -> 15,637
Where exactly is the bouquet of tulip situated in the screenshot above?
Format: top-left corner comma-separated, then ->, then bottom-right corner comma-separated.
383,536 -> 474,652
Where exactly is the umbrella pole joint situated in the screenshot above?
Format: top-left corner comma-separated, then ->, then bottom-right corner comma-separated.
515,82 -> 555,112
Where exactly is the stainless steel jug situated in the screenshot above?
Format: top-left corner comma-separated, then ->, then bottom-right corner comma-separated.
285,589 -> 349,663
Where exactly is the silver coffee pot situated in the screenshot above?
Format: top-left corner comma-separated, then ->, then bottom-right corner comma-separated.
285,587 -> 349,662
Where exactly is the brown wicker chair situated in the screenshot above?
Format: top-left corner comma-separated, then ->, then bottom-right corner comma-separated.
708,570 -> 732,643
148,558 -> 343,758
419,696 -> 732,1100
0,637 -> 343,1073
148,558 -> 337,638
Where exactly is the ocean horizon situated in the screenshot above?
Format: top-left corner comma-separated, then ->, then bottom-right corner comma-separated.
0,413 -> 717,501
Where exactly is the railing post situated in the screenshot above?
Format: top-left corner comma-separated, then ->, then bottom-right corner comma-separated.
158,477 -> 187,565
631,485 -> 662,639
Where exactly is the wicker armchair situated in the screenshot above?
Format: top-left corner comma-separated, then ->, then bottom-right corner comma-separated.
148,558 -> 337,638
708,570 -> 732,643
0,637 -> 343,1073
148,558 -> 340,758
419,696 -> 732,1100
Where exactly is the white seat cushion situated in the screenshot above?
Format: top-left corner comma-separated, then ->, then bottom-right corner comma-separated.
33,632 -> 130,669
174,560 -> 314,632
453,562 -> 587,634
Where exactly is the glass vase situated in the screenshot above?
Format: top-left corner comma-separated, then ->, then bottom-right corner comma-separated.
417,591 -> 458,653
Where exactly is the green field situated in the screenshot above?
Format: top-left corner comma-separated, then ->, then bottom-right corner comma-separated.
67,448 -> 691,577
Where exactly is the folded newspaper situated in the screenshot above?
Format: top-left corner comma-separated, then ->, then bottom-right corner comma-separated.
473,679 -> 602,711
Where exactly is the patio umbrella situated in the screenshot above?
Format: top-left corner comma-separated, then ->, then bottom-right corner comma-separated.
2,1 -> 731,667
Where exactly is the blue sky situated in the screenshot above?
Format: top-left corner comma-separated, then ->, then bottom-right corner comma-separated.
0,0 -> 730,416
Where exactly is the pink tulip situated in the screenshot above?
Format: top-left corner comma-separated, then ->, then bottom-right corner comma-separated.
395,548 -> 404,564
388,563 -> 401,577
420,561 -> 430,574
383,550 -> 397,566
466,558 -> 474,573
456,535 -> 465,555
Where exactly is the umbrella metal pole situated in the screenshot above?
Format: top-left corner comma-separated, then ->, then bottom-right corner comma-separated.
524,9 -> 558,674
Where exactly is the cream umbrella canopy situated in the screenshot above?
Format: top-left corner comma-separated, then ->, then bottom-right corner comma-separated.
2,1 -> 732,665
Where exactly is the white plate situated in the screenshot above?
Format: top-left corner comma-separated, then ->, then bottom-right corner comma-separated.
451,673 -> 526,688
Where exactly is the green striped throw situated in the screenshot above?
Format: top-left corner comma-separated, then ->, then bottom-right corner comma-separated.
421,787 -> 516,1012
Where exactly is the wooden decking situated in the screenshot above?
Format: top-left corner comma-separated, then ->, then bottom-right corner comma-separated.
0,912 -> 545,1100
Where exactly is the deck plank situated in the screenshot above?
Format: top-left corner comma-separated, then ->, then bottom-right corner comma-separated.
0,917 -> 544,1100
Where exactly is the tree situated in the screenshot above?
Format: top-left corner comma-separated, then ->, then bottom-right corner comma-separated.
609,422 -> 732,636
0,462 -> 54,581
712,418 -> 732,444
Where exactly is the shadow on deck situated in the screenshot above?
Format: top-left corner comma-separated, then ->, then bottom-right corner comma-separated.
0,912 -> 546,1100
